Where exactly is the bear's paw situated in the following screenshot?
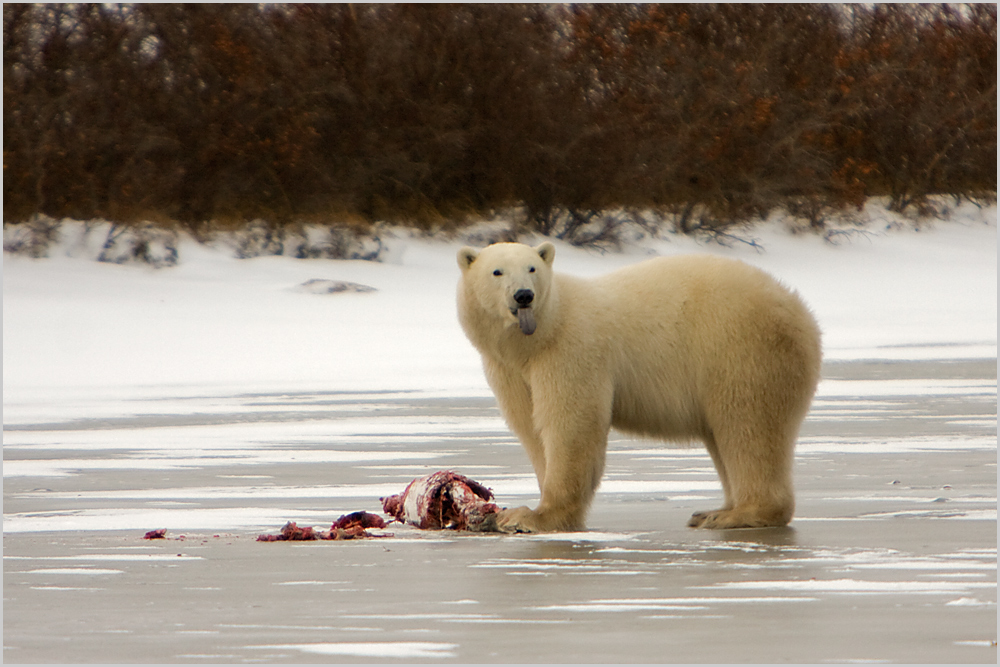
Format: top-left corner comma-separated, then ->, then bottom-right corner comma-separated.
688,505 -> 792,529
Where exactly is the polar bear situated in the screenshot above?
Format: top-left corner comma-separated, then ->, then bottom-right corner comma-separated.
457,242 -> 822,532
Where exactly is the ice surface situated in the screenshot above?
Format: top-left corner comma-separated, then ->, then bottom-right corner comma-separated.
252,642 -> 459,659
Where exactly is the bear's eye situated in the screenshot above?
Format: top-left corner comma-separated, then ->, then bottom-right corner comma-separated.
493,269 -> 503,276
529,266 -> 536,273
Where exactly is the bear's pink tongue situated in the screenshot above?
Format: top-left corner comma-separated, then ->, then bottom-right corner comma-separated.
517,307 -> 536,335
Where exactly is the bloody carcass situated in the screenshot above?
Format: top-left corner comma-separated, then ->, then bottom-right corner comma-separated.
256,471 -> 502,542
381,470 -> 500,531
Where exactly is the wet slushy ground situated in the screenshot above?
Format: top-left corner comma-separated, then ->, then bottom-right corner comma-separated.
3,359 -> 996,663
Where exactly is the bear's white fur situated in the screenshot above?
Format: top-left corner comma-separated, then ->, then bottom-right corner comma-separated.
457,242 -> 822,532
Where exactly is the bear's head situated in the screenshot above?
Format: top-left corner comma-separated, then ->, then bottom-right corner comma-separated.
457,242 -> 556,337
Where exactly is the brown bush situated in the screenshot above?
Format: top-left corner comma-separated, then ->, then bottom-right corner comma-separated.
832,4 -> 997,211
3,4 -> 995,234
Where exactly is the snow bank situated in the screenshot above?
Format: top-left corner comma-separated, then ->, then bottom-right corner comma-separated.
3,202 -> 996,413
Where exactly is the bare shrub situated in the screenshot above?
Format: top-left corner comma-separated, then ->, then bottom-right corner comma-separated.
97,224 -> 178,267
3,217 -> 61,258
298,227 -> 384,261
233,220 -> 286,259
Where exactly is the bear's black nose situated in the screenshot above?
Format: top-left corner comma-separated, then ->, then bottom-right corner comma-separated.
514,289 -> 534,306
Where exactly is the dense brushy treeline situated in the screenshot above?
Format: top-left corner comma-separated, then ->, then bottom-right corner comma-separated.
3,3 -> 996,235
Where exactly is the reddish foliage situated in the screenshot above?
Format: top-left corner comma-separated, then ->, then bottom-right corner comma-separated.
5,4 -> 993,228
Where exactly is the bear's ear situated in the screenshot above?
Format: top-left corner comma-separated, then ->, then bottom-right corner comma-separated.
534,241 -> 555,266
457,246 -> 479,271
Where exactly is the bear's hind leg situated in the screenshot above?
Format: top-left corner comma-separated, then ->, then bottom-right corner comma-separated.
689,336 -> 817,530
689,427 -> 795,529
688,433 -> 738,527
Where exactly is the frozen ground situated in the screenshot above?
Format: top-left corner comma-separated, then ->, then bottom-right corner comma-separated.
3,202 -> 997,662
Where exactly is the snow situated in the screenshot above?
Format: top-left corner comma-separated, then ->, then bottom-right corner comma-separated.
251,642 -> 459,660
3,201 -> 996,416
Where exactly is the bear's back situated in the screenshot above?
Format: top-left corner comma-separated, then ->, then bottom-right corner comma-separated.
593,254 -> 814,336
581,254 -> 821,439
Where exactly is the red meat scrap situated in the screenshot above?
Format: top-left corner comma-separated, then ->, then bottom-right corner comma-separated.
381,471 -> 501,531
256,521 -> 318,542
256,512 -> 390,542
329,510 -> 388,539
143,529 -> 167,540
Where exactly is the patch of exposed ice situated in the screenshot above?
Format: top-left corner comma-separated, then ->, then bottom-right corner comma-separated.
252,642 -> 458,659
701,578 -> 996,594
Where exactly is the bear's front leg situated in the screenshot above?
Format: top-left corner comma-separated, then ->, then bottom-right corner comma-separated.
494,477 -> 598,533
495,461 -> 602,532
496,379 -> 612,533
